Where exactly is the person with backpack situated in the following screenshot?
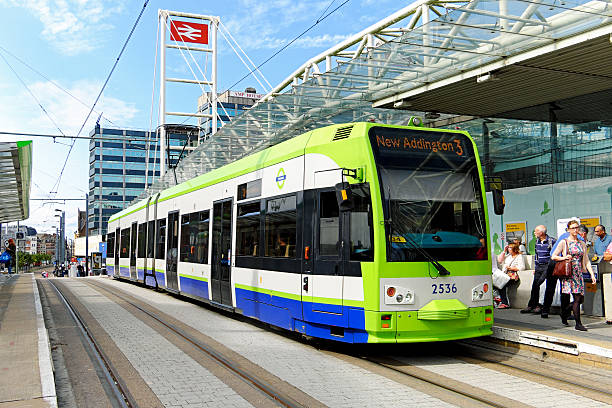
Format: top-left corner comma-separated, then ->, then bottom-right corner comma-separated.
5,239 -> 16,275
522,225 -> 556,315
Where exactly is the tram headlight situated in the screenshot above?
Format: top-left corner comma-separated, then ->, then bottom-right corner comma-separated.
384,285 -> 415,305
472,282 -> 491,302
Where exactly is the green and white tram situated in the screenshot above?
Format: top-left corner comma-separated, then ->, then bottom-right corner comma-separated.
106,121 -> 498,343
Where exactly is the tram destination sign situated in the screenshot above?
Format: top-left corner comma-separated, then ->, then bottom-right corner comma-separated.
369,127 -> 473,169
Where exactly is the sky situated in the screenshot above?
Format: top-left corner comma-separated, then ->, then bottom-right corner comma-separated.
0,0 -> 408,237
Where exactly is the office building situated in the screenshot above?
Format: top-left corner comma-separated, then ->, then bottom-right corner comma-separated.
88,125 -> 199,236
198,88 -> 262,137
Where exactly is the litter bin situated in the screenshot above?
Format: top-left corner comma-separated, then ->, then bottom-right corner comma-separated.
583,260 -> 604,316
600,260 -> 612,321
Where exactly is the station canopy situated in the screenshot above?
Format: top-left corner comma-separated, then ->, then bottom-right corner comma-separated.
0,141 -> 32,222
138,0 -> 612,201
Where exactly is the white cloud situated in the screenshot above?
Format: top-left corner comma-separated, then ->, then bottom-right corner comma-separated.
221,0 -> 338,50
2,0 -> 126,55
0,77 -> 138,234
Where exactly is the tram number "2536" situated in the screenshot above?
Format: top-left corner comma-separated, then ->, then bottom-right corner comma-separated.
431,283 -> 457,294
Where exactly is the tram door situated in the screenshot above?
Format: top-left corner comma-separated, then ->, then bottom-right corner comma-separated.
211,199 -> 233,307
166,211 -> 180,291
114,227 -> 120,276
130,222 -> 137,280
302,189 -> 349,327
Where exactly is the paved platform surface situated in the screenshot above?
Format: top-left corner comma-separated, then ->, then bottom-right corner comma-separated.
491,307 -> 612,363
1,273 -> 611,407
0,273 -> 56,407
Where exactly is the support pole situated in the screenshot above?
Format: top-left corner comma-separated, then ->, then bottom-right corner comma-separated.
160,10 -> 168,176
211,18 -> 218,136
85,193 -> 89,276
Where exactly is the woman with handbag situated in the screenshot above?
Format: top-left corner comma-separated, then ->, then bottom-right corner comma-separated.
497,243 -> 525,308
551,220 -> 597,331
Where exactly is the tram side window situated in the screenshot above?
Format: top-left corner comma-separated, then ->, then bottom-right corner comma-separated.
350,186 -> 374,261
120,228 -> 130,258
265,195 -> 297,258
236,202 -> 260,256
179,211 -> 209,263
147,220 -> 155,258
180,214 -> 192,262
137,223 -> 146,258
319,192 -> 339,256
156,219 -> 166,259
195,211 -> 209,264
107,232 -> 115,258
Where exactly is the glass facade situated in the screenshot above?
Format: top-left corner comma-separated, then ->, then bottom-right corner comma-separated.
88,126 -> 197,235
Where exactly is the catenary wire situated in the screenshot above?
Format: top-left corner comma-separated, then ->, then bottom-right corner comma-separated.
172,0 -> 351,128
50,0 -> 150,196
0,44 -> 120,128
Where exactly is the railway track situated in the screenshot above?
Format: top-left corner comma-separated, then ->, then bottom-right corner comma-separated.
52,277 -> 322,408
324,341 -> 612,408
39,278 -> 134,408
42,276 -> 612,408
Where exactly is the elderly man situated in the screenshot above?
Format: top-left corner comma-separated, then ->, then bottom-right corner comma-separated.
594,225 -> 612,258
522,225 -> 556,314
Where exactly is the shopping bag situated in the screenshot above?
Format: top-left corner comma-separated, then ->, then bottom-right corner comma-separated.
492,268 -> 511,289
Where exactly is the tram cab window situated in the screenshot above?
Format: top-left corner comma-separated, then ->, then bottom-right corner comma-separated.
319,192 -> 339,256
137,223 -> 146,258
120,228 -> 130,258
180,211 -> 210,264
156,219 -> 166,259
237,202 -> 260,256
265,195 -> 297,258
350,186 -> 374,261
107,232 -> 115,258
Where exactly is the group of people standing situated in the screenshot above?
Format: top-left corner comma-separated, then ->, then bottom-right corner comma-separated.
497,219 -> 612,331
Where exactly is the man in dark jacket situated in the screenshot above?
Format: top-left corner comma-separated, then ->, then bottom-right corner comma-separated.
6,238 -> 16,274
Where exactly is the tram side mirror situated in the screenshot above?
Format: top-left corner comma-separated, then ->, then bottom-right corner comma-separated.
490,178 -> 505,215
335,182 -> 353,211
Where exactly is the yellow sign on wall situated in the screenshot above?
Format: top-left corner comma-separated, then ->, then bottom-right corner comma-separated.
504,221 -> 527,244
580,217 -> 600,229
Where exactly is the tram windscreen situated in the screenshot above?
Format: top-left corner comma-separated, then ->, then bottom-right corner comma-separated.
369,126 -> 487,262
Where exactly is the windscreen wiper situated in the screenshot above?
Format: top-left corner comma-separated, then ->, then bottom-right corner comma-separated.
399,231 -> 451,276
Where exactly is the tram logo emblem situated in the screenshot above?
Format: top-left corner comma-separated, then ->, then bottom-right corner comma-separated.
170,21 -> 209,44
276,168 -> 286,189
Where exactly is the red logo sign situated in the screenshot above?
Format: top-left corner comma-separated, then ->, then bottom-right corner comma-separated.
170,20 -> 208,44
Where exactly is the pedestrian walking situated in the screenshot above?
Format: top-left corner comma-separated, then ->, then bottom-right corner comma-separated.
522,225 -> 555,315
5,239 -> 16,275
551,220 -> 597,331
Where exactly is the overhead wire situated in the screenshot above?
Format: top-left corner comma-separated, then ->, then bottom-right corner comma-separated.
170,0 -> 352,127
0,44 -> 120,128
0,51 -> 67,139
50,0 -> 150,196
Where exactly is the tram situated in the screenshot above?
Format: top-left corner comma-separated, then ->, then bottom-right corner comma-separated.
106,120 -> 499,343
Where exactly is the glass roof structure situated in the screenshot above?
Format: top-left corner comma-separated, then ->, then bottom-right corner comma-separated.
136,0 -> 612,202
0,141 -> 32,222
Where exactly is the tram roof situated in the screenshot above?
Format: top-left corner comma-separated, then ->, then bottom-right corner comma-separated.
138,0 -> 612,202
0,141 -> 32,223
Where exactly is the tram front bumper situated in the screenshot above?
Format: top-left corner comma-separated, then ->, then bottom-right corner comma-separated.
366,305 -> 493,343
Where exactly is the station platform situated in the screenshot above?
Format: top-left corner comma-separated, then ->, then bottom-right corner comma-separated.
488,307 -> 612,367
0,273 -> 56,408
0,272 -> 611,408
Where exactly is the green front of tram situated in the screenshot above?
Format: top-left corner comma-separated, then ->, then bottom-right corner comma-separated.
357,123 -> 495,343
